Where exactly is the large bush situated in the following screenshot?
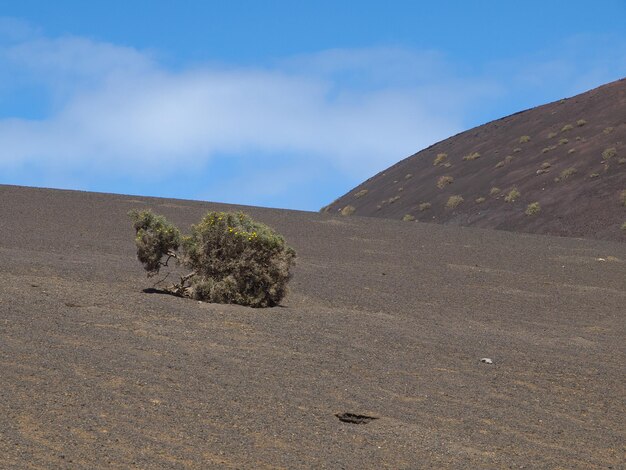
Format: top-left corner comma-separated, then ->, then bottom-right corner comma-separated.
129,210 -> 296,307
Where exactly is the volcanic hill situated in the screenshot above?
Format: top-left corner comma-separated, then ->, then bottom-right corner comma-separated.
323,78 -> 626,242
1,184 -> 625,468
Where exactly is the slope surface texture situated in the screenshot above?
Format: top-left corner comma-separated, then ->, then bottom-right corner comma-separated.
1,185 -> 625,468
324,78 -> 626,242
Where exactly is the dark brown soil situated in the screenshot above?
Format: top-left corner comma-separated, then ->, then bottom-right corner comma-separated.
1,185 -> 625,468
324,78 -> 626,242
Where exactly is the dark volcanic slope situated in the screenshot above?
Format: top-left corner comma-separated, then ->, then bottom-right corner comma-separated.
324,78 -> 626,242
1,185 -> 626,469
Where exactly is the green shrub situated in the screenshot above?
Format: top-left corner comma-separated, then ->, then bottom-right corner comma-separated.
446,195 -> 464,209
129,210 -> 296,307
129,210 -> 181,276
405,173 -> 413,179
475,197 -> 486,204
559,138 -> 569,145
602,148 -> 617,160
622,222 -> 626,232
557,167 -> 577,181
341,205 -> 356,216
504,188 -> 521,203
490,187 -> 501,196
437,175 -> 454,189
576,119 -> 587,127
388,196 -> 400,204
589,173 -> 600,178
354,189 -> 369,198
619,158 -> 626,165
603,127 -> 614,134
418,202 -> 432,211
548,131 -> 558,139
495,161 -> 505,168
525,202 -> 541,216
463,152 -> 481,161
567,148 -> 576,154
561,124 -> 573,132
433,153 -> 447,166
513,147 -> 522,153
519,135 -> 531,143
504,155 -> 514,163
402,214 -> 416,222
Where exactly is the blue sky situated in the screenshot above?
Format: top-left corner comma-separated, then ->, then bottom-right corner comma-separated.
1,1 -> 625,210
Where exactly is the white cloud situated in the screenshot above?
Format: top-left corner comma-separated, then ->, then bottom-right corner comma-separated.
1,23 -> 624,209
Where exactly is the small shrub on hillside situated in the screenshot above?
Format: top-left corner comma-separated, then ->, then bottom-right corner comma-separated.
419,202 -> 432,211
602,148 -> 617,160
525,202 -> 541,216
129,210 -> 296,307
519,135 -> 531,143
504,188 -> 521,203
603,127 -> 614,134
541,162 -> 552,169
463,152 -> 481,161
513,147 -> 522,153
557,167 -> 577,181
341,205 -> 356,216
354,189 -> 369,198
548,131 -> 558,139
475,197 -> 486,204
490,187 -> 501,196
561,124 -> 574,132
567,148 -> 576,154
619,158 -> 626,165
622,222 -> 626,232
443,162 -> 452,168
405,173 -> 413,179
589,173 -> 600,178
542,145 -> 557,153
495,161 -> 505,168
433,153 -> 448,166
437,175 -> 454,189
388,196 -> 401,204
402,214 -> 416,222
559,138 -> 569,145
576,119 -> 587,127
397,187 -> 404,192
505,155 -> 514,163
446,195 -> 464,209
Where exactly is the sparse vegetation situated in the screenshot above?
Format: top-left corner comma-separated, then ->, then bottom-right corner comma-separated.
388,196 -> 400,204
504,188 -> 521,203
129,210 -> 296,307
576,119 -> 587,127
505,155 -> 514,163
490,187 -> 501,196
443,162 -> 452,168
463,152 -> 481,161
405,173 -> 413,179
341,205 -> 356,216
495,161 -> 505,168
620,190 -> 626,207
536,162 -> 551,175
437,175 -> 454,189
475,197 -> 486,204
567,148 -> 576,154
446,195 -> 464,209
557,167 -> 577,181
602,148 -> 617,160
433,153 -> 448,166
561,124 -> 574,132
548,131 -> 558,139
513,147 -> 522,153
589,173 -> 600,178
622,222 -> 626,231
519,135 -> 531,143
525,202 -> 541,216
402,214 -> 415,222
619,158 -> 626,165
559,138 -> 569,145
354,189 -> 369,198
603,127 -> 614,134
542,145 -> 557,153
418,202 -> 431,212
398,187 -> 404,192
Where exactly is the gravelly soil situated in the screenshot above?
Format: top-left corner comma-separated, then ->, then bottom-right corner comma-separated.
1,185 -> 625,469
326,78 -> 626,242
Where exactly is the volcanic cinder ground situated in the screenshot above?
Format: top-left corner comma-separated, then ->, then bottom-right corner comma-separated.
1,185 -> 625,469
325,78 -> 626,242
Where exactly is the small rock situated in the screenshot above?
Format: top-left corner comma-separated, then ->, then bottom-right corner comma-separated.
480,358 -> 493,364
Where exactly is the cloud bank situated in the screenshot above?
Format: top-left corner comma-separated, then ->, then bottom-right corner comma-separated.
1,21 -> 625,209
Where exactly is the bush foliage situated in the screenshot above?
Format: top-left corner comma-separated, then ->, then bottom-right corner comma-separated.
129,210 -> 296,308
